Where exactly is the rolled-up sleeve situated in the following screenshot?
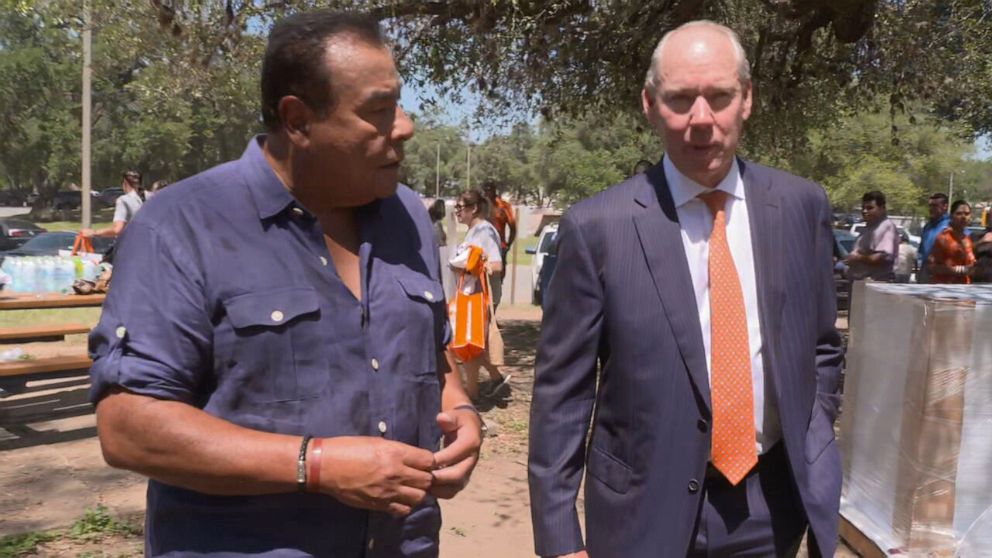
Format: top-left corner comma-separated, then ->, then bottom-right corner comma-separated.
89,220 -> 211,405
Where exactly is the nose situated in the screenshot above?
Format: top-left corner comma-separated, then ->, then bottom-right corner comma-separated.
688,95 -> 715,126
393,106 -> 415,143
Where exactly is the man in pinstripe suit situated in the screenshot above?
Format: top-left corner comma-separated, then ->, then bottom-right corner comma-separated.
528,21 -> 844,558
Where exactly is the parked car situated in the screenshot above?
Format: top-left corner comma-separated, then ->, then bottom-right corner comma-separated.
833,229 -> 856,311
525,222 -> 559,305
0,218 -> 46,252
52,190 -> 83,210
849,222 -> 919,248
0,231 -> 113,257
96,187 -> 125,208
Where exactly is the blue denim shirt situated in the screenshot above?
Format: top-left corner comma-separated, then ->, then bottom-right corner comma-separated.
89,137 -> 450,557
918,213 -> 950,266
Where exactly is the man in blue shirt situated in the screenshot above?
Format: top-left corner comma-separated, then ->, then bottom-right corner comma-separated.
88,11 -> 482,557
917,192 -> 950,283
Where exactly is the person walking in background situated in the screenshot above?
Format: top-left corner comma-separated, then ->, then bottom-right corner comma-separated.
482,180 -> 516,276
917,192 -> 950,283
529,21 -> 843,558
83,170 -> 145,239
450,189 -> 510,401
429,198 -> 447,248
88,11 -> 482,557
148,180 -> 169,197
927,200 -> 976,284
846,190 -> 899,282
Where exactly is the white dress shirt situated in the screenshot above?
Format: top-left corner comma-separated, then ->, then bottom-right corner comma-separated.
662,156 -> 781,454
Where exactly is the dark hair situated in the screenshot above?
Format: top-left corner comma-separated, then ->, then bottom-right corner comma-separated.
458,189 -> 491,220
633,159 -> 654,175
862,190 -> 886,208
950,200 -> 971,214
428,199 -> 446,222
261,10 -> 385,131
929,192 -> 949,204
123,170 -> 145,202
482,180 -> 498,195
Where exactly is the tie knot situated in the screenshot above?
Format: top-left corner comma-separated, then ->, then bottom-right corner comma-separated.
700,190 -> 728,216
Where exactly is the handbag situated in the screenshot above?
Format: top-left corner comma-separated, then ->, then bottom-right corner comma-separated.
484,272 -> 505,366
448,246 -> 489,362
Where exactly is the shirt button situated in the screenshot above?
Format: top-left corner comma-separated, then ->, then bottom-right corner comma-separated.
271,310 -> 284,323
115,326 -> 126,339
688,479 -> 700,494
291,207 -> 305,217
368,538 -> 375,551
378,421 -> 387,434
319,256 -> 328,266
423,291 -> 435,301
371,358 -> 380,371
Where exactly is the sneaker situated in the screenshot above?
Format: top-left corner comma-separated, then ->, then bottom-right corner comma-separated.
483,374 -> 512,398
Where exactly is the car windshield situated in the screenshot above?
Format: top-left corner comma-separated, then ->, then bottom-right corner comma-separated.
538,230 -> 558,253
18,233 -> 112,252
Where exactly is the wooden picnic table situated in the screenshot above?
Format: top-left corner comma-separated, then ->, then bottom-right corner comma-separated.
0,293 -> 106,311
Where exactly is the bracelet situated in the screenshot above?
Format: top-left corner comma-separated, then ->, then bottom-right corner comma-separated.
453,404 -> 488,436
297,435 -> 312,493
306,438 -> 323,493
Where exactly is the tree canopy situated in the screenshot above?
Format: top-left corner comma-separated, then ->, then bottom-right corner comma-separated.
1,0 -> 989,213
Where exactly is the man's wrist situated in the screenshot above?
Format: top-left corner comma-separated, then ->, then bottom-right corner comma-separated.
452,403 -> 487,436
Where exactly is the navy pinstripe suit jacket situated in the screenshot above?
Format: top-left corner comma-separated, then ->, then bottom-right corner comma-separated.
528,159 -> 844,557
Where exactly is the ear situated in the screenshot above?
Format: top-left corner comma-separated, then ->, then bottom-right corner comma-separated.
740,80 -> 753,121
278,96 -> 314,149
641,87 -> 656,119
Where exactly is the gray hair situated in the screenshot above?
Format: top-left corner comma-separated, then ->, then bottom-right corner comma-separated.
644,20 -> 751,94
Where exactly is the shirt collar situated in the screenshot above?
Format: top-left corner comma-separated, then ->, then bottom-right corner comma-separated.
240,135 -> 298,221
662,155 -> 744,208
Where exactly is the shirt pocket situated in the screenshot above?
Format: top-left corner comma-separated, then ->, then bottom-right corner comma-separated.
393,274 -> 447,377
221,286 -> 327,403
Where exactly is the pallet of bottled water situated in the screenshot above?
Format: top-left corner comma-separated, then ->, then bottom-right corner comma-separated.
0,256 -> 103,294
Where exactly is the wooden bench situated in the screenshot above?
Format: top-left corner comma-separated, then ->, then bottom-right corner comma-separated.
0,354 -> 93,380
0,293 -> 105,310
0,323 -> 91,344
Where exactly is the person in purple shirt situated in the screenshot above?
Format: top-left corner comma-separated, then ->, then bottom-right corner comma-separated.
88,11 -> 482,557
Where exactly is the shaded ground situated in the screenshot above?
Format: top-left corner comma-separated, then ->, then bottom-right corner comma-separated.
0,305 -> 854,557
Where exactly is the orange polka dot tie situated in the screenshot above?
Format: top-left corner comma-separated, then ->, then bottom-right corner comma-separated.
702,190 -> 757,486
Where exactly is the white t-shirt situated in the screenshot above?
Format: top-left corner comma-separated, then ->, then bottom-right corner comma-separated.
113,190 -> 144,224
461,220 -> 502,264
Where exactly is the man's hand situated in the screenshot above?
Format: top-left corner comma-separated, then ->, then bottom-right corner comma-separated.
80,227 -> 95,238
430,408 -> 483,499
320,437 -> 436,517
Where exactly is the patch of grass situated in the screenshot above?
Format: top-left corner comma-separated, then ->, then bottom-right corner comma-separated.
38,221 -> 113,233
0,531 -> 56,557
0,307 -> 102,328
69,505 -> 141,541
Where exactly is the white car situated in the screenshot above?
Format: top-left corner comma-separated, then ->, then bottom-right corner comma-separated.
850,222 -> 920,248
526,222 -> 559,305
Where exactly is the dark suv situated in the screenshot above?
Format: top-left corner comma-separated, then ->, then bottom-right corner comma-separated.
52,190 -> 83,210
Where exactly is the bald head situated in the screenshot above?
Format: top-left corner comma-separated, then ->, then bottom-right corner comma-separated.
644,21 -> 750,94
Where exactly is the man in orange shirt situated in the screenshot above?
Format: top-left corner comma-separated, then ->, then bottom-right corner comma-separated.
483,180 -> 516,278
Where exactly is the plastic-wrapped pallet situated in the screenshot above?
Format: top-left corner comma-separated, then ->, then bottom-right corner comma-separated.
840,282 -> 992,556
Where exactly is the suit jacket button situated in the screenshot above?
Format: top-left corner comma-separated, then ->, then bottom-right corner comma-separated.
688,479 -> 700,493
697,419 -> 709,433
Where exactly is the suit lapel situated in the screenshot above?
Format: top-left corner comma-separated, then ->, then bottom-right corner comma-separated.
632,166 -> 712,413
740,160 -> 786,409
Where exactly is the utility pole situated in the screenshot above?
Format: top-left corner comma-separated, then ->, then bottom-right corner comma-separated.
948,172 -> 954,202
435,143 -> 440,198
466,143 -> 472,190
81,0 -> 92,228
